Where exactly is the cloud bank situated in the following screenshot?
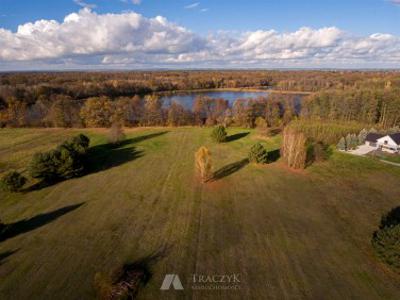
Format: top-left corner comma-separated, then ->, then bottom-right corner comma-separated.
1,9 -> 400,70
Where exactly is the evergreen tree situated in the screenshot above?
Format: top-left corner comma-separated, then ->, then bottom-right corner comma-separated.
345,134 -> 352,149
248,143 -> 268,164
29,134 -> 90,182
351,133 -> 359,148
211,125 -> 227,143
1,171 -> 26,192
337,137 -> 346,150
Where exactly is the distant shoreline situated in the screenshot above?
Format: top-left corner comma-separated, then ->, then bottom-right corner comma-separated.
154,87 -> 313,96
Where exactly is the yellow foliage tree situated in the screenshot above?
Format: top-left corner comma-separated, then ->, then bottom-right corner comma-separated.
281,127 -> 307,169
195,146 -> 212,183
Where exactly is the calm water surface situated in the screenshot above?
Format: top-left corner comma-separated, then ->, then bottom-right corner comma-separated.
159,91 -> 269,109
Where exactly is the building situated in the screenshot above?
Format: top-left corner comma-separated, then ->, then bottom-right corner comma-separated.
365,133 -> 400,153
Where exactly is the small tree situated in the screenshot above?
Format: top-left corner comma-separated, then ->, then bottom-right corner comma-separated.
255,117 -> 268,135
248,143 -> 268,164
195,147 -> 212,183
108,123 -> 126,145
281,127 -> 308,169
211,125 -> 227,143
1,171 -> 26,192
337,137 -> 346,151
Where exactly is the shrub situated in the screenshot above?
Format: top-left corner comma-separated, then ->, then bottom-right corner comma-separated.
1,171 -> 26,192
309,142 -> 330,163
248,143 -> 268,164
372,226 -> 400,270
94,263 -> 149,300
108,123 -> 126,145
211,125 -> 227,143
195,146 -> 212,182
29,134 -> 90,182
372,207 -> 400,272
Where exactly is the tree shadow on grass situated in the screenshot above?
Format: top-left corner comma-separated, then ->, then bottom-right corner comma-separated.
86,131 -> 169,174
0,203 -> 84,243
268,149 -> 281,163
226,132 -> 250,142
86,145 -> 143,174
0,249 -> 19,266
212,158 -> 249,181
25,131 -> 168,191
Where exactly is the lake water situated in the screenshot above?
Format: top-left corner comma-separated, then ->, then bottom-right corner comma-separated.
160,90 -> 269,109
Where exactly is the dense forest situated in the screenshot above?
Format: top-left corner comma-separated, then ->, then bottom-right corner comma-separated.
0,70 -> 399,129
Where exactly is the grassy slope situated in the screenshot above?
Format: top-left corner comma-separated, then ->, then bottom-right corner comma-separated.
0,127 -> 400,300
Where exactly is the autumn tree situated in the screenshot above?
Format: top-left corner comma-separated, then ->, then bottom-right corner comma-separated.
167,102 -> 188,126
195,146 -> 212,183
108,123 -> 126,145
281,127 -> 308,169
47,95 -> 81,127
1,97 -> 27,127
143,95 -> 164,126
80,97 -> 113,127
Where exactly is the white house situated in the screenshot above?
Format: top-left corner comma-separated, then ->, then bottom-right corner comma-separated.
365,133 -> 400,153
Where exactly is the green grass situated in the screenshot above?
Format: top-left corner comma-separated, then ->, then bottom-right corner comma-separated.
379,155 -> 400,164
1,127 -> 400,299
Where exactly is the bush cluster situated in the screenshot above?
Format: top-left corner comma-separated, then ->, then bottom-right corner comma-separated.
372,207 -> 400,272
29,134 -> 90,182
0,171 -> 27,192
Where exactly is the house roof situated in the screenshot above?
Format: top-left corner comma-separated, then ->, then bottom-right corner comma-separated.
365,133 -> 384,142
389,133 -> 400,144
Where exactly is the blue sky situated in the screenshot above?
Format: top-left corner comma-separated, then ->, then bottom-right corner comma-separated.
1,0 -> 399,35
0,0 -> 400,69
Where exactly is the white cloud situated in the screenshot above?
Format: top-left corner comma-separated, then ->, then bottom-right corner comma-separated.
121,0 -> 142,4
200,8 -> 209,12
73,0 -> 96,9
185,2 -> 200,9
0,9 -> 400,69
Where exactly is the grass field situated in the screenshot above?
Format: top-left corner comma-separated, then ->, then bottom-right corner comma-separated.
1,127 -> 400,299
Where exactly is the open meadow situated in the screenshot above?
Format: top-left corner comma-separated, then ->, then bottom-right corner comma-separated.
1,127 -> 400,299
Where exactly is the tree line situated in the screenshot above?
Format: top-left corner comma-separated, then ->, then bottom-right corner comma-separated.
0,94 -> 299,129
1,70 -> 400,128
301,87 -> 400,129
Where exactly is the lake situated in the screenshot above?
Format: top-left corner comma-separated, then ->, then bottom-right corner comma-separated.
159,90 -> 269,109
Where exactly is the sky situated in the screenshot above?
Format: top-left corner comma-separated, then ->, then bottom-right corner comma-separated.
0,0 -> 399,70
